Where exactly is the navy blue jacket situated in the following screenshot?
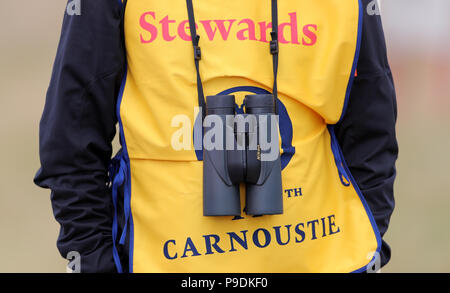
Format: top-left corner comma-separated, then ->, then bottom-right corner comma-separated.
34,0 -> 397,273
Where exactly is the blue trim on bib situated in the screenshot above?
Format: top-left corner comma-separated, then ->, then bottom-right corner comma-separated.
108,152 -> 124,273
328,125 -> 382,273
329,0 -> 382,273
109,67 -> 135,273
338,0 -> 364,124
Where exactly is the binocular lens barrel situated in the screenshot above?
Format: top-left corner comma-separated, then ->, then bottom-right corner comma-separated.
244,94 -> 276,114
206,95 -> 235,115
203,95 -> 241,216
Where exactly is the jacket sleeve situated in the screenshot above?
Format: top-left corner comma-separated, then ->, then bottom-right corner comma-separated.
335,1 -> 398,268
33,0 -> 126,273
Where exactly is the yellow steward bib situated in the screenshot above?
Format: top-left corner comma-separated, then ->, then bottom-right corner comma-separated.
112,0 -> 380,273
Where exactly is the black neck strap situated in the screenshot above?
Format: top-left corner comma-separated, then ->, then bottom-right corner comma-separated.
186,0 -> 279,117
270,0 -> 279,114
186,0 -> 206,118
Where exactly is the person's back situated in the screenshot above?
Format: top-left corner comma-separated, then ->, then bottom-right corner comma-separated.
35,0 -> 397,273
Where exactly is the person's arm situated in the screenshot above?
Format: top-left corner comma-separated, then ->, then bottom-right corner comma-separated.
34,0 -> 126,272
335,1 -> 398,268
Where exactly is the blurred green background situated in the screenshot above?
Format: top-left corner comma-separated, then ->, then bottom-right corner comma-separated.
0,0 -> 449,272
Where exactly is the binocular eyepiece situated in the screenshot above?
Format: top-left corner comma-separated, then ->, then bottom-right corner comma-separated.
203,94 -> 283,216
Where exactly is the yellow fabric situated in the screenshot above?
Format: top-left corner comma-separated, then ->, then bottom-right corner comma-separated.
119,0 -> 379,272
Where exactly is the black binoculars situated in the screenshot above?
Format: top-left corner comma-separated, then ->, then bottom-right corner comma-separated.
202,94 -> 283,216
